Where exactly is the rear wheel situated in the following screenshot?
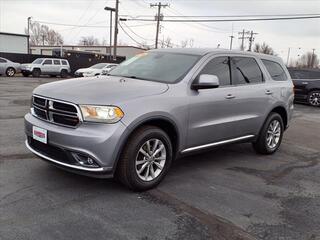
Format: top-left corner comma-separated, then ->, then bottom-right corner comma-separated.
6,67 -> 15,77
308,91 -> 320,107
252,112 -> 284,155
116,126 -> 173,191
60,69 -> 68,78
32,69 -> 41,77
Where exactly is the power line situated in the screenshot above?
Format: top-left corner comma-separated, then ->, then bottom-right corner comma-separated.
119,13 -> 320,18
119,22 -> 154,47
121,15 -> 320,22
122,21 -> 154,41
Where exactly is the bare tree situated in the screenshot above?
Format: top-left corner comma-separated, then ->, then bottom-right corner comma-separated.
295,52 -> 319,68
25,22 -> 63,46
253,42 -> 275,55
180,38 -> 194,48
79,36 -> 100,46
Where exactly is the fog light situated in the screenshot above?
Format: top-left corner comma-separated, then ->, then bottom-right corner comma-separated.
71,152 -> 99,168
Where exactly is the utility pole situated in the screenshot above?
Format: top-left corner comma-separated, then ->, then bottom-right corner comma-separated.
238,29 -> 249,51
42,34 -> 45,46
113,0 -> 119,61
248,30 -> 258,51
311,48 -> 316,68
229,35 -> 234,50
150,2 -> 168,49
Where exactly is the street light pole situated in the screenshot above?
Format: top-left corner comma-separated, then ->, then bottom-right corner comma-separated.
113,0 -> 119,61
27,16 -> 32,54
104,6 -> 115,61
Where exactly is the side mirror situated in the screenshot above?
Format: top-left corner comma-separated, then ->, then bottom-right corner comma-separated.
191,74 -> 220,90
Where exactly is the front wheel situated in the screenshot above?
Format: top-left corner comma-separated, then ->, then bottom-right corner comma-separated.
6,67 -> 16,77
32,69 -> 41,77
252,112 -> 284,155
116,126 -> 173,191
308,91 -> 320,107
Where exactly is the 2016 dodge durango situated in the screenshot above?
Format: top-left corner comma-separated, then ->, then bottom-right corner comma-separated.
25,49 -> 294,191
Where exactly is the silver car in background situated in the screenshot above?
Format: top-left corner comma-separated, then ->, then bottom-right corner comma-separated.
0,57 -> 20,77
21,58 -> 71,78
25,49 -> 294,191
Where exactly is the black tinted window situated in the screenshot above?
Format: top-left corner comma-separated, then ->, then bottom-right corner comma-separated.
43,60 -> 52,65
53,60 -> 60,65
0,58 -> 7,63
198,57 -> 231,86
262,60 -> 287,81
232,57 -> 263,84
61,60 -> 68,65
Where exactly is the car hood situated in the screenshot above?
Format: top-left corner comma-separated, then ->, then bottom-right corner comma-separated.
76,68 -> 93,73
33,76 -> 169,105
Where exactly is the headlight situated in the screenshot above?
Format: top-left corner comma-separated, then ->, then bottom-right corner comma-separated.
80,105 -> 124,123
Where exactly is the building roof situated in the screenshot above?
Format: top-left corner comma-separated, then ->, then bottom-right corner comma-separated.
0,32 -> 29,38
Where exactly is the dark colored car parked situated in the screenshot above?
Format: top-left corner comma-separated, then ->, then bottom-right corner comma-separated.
289,68 -> 320,107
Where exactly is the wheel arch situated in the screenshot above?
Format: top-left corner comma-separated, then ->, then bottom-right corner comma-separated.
270,105 -> 288,129
112,116 -> 180,172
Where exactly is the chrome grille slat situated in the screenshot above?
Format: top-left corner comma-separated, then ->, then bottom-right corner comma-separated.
31,95 -> 81,128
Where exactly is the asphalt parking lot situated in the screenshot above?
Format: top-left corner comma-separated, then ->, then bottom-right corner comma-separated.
1,76 -> 320,240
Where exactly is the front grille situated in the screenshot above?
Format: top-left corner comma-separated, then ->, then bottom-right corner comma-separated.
32,95 -> 81,127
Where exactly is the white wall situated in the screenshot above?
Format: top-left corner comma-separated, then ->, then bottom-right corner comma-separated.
0,34 -> 28,54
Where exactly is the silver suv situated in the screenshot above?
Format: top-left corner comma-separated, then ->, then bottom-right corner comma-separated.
25,49 -> 294,191
21,58 -> 71,78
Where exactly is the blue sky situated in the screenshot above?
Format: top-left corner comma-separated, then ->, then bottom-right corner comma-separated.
0,0 -> 319,62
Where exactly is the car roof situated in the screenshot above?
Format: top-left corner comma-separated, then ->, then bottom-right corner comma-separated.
149,48 -> 283,62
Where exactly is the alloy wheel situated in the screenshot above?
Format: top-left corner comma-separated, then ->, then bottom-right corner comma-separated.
135,138 -> 166,182
7,68 -> 15,77
266,120 -> 281,149
309,92 -> 320,106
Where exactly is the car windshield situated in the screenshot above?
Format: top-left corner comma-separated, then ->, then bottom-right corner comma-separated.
108,52 -> 201,83
32,59 -> 44,64
90,63 -> 108,69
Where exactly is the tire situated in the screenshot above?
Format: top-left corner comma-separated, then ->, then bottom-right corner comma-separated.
6,67 -> 15,77
307,90 -> 320,107
60,69 -> 68,78
22,73 -> 30,77
32,69 -> 41,77
116,126 -> 173,191
252,112 -> 284,155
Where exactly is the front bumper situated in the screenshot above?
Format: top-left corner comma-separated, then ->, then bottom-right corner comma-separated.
24,113 -> 127,178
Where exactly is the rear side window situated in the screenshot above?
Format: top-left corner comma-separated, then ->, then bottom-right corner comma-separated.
53,60 -> 61,65
61,60 -> 68,65
262,59 -> 287,81
0,58 -> 7,63
43,60 -> 52,65
198,57 -> 231,86
231,57 -> 264,85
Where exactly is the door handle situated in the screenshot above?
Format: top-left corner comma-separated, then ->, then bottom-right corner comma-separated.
265,90 -> 273,95
225,94 -> 235,99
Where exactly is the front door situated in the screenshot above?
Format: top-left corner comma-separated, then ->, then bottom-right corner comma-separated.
186,56 -> 241,150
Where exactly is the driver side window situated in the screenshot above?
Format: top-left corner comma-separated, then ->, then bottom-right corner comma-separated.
197,56 -> 231,86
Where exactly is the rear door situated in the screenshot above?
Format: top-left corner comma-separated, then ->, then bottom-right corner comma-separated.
53,59 -> 61,74
228,56 -> 270,136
